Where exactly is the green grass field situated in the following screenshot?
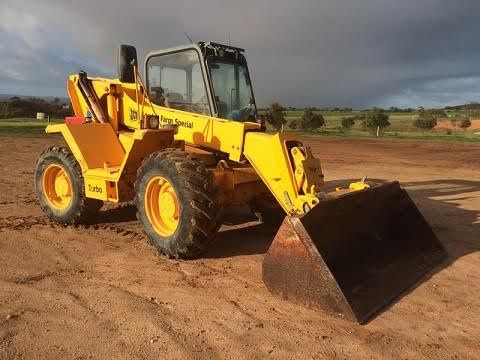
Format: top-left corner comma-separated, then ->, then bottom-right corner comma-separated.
263,110 -> 480,142
1,115 -> 479,142
0,118 -> 63,134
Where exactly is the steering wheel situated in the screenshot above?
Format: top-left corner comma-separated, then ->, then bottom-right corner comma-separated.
228,105 -> 254,121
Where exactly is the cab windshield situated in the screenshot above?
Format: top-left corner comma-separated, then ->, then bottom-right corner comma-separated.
208,60 -> 256,121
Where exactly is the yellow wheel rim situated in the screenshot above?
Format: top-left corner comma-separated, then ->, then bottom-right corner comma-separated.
42,164 -> 73,210
145,176 -> 180,236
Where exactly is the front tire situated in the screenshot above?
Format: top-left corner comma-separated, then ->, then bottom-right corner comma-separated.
135,149 -> 221,259
34,146 -> 103,224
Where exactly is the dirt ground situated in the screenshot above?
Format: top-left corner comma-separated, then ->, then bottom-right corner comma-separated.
0,134 -> 479,359
435,119 -> 480,130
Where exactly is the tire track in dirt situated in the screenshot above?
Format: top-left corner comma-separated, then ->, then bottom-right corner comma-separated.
12,272 -> 55,285
0,214 -> 144,241
0,196 -> 37,206
57,280 -> 222,357
0,215 -> 51,231
105,283 -> 221,356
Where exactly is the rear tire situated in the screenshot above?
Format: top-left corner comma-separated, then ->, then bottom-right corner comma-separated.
34,146 -> 103,224
135,149 -> 221,259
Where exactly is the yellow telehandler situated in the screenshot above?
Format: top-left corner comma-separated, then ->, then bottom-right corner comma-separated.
34,42 -> 445,323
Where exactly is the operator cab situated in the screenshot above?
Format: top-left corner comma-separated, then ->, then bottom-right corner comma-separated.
145,42 -> 257,122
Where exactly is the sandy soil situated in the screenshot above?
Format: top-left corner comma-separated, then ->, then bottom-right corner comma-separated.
0,135 -> 479,359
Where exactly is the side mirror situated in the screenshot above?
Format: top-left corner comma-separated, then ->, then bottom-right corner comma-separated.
117,44 -> 137,83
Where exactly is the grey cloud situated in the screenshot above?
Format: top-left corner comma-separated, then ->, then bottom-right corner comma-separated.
1,0 -> 480,107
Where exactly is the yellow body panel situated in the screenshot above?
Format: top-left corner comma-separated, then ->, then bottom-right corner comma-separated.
57,73 -> 341,214
84,177 -> 116,201
46,123 -> 124,171
66,75 -> 260,162
46,123 -> 176,203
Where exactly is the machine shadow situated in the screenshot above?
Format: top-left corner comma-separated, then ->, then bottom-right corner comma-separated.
399,178 -> 480,262
324,177 -> 479,321
93,178 -> 480,286
95,202 -> 278,258
204,223 -> 277,259
376,178 -> 479,319
205,177 -> 479,322
204,205 -> 277,259
91,177 -> 479,322
95,204 -> 137,224
341,178 -> 480,261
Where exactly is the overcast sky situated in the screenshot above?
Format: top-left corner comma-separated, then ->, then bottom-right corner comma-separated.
1,0 -> 480,108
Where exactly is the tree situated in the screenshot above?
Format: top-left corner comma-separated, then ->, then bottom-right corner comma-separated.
429,109 -> 446,117
414,110 -> 438,131
288,119 -> 299,130
341,116 -> 355,130
450,117 -> 458,132
0,97 -> 72,119
300,107 -> 325,130
363,108 -> 390,136
460,118 -> 472,129
265,102 -> 287,130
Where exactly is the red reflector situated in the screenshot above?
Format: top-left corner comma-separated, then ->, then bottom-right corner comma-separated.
65,117 -> 86,124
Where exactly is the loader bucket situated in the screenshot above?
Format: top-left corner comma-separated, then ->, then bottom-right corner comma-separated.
262,181 -> 445,323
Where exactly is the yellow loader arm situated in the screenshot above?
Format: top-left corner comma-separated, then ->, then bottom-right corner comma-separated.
243,132 -> 325,215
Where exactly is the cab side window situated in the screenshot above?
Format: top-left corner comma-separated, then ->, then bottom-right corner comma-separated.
147,50 -> 210,116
